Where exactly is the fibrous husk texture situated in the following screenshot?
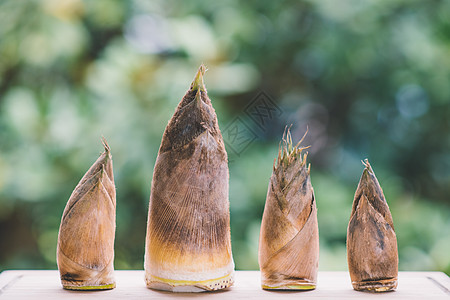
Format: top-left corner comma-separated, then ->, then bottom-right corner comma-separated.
347,159 -> 398,292
57,139 -> 116,290
259,129 -> 319,289
144,65 -> 234,292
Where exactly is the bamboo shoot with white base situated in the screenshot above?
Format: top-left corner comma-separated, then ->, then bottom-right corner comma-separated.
144,65 -> 234,292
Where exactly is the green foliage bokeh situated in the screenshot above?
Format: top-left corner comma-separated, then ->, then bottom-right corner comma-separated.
0,0 -> 449,275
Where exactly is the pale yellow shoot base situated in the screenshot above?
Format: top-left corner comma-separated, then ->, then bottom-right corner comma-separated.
147,273 -> 234,292
63,283 -> 116,291
262,284 -> 316,290
352,278 -> 397,293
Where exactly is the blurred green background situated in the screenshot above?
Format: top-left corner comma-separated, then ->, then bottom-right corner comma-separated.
0,0 -> 449,275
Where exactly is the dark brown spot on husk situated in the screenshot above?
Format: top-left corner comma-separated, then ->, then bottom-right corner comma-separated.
159,89 -> 219,153
375,222 -> 385,250
61,273 -> 83,282
300,173 -> 309,194
361,277 -> 395,282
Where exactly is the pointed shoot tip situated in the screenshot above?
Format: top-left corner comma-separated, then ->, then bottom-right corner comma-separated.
362,158 -> 372,171
101,137 -> 110,152
190,64 -> 207,92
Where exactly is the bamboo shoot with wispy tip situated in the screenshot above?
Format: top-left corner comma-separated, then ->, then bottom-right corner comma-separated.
259,128 -> 319,290
57,138 -> 116,290
144,65 -> 234,292
347,159 -> 398,292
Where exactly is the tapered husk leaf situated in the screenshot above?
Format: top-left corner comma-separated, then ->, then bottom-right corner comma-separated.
259,129 -> 319,290
144,65 -> 234,292
57,139 -> 116,290
347,159 -> 398,292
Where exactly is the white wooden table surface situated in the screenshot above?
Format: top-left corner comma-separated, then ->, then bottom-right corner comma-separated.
0,271 -> 449,299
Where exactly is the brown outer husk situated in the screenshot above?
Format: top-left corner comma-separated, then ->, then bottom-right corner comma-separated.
144,65 -> 234,292
259,130 -> 319,289
347,159 -> 398,292
56,140 -> 116,289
